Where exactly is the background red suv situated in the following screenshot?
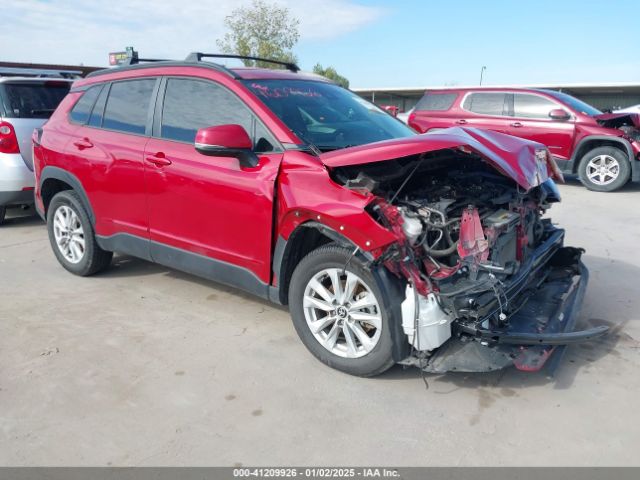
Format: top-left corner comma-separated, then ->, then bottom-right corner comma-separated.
409,88 -> 640,192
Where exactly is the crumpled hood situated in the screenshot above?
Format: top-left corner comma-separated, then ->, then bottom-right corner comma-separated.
320,127 -> 562,191
593,112 -> 640,128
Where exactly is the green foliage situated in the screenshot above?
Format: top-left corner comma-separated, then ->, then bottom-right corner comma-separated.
216,0 -> 300,68
312,63 -> 350,89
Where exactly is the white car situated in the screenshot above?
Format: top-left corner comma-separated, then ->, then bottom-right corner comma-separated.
0,74 -> 72,224
614,104 -> 640,114
396,107 -> 414,124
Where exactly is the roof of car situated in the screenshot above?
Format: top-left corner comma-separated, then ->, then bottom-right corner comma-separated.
423,87 -> 559,95
0,76 -> 74,84
81,61 -> 331,84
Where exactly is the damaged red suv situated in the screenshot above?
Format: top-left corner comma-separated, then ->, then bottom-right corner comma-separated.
409,88 -> 640,192
33,53 -> 608,377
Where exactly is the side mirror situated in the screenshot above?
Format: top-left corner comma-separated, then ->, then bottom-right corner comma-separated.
194,124 -> 258,168
549,109 -> 571,121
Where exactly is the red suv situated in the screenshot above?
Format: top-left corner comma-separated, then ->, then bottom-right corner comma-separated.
33,53 -> 607,376
409,88 -> 640,192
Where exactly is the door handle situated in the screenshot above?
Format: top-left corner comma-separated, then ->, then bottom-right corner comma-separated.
145,153 -> 172,167
510,122 -> 523,128
73,138 -> 93,150
455,119 -> 468,125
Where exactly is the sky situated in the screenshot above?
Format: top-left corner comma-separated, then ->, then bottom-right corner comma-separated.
3,0 -> 639,88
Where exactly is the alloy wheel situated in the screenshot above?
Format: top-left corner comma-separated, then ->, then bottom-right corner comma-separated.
303,268 -> 382,358
586,154 -> 620,186
53,205 -> 85,264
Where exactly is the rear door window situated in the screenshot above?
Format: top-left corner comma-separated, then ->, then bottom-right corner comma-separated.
415,92 -> 457,111
69,85 -> 102,124
102,79 -> 156,135
462,92 -> 508,116
0,81 -> 70,119
513,93 -> 558,119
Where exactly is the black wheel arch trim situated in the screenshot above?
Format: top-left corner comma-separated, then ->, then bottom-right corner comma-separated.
269,221 -> 375,305
40,166 -> 96,224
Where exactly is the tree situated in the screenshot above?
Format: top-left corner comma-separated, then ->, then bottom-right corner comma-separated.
216,0 -> 300,68
312,63 -> 349,89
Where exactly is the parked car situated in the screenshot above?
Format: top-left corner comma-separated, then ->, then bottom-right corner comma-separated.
614,104 -> 640,114
409,88 -> 640,192
0,75 -> 72,224
33,53 -> 607,376
397,107 -> 414,125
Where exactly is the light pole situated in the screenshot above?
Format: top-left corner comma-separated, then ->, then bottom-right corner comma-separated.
479,66 -> 487,85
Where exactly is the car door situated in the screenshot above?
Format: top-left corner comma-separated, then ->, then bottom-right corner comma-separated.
65,78 -> 157,240
510,93 -> 576,160
144,76 -> 283,290
458,91 -> 512,133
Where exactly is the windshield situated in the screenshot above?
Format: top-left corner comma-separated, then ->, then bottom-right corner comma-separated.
243,79 -> 414,151
543,90 -> 602,116
0,81 -> 70,119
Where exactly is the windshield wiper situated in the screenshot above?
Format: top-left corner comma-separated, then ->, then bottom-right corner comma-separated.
314,144 -> 357,152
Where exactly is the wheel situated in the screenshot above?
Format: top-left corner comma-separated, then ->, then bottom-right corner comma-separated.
288,244 -> 396,377
578,146 -> 630,192
0,206 -> 6,226
47,190 -> 112,276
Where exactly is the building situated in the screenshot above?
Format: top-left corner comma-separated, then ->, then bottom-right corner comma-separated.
353,82 -> 640,113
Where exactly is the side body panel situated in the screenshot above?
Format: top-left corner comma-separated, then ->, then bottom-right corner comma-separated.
144,137 -> 282,284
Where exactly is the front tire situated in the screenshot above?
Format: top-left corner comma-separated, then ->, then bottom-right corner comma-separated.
288,244 -> 396,377
0,206 -> 6,226
47,190 -> 112,276
578,146 -> 630,192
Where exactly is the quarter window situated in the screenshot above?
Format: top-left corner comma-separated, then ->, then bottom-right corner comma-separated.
513,94 -> 558,119
69,85 -> 102,124
463,92 -> 508,116
415,92 -> 457,111
87,84 -> 109,127
160,78 -> 276,151
102,79 -> 156,135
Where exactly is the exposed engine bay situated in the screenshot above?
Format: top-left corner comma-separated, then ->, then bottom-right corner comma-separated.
332,149 -> 608,372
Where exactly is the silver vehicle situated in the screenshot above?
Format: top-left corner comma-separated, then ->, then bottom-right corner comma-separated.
0,72 -> 72,224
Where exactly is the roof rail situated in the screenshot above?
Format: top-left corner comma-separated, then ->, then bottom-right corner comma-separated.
185,52 -> 300,72
121,57 -> 171,66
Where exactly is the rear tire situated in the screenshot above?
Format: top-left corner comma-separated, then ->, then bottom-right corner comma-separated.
288,244 -> 396,377
578,146 -> 630,192
47,190 -> 112,276
0,206 -> 6,226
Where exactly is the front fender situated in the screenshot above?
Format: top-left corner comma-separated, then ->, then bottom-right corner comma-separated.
276,150 -> 396,253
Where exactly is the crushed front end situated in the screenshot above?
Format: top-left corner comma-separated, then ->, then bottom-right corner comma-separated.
331,138 -> 608,373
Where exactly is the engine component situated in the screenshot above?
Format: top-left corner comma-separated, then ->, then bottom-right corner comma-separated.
401,285 -> 452,351
399,207 -> 423,245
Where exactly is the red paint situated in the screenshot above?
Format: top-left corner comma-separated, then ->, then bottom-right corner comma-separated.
409,87 -> 640,166
321,127 -> 561,190
34,64 -> 565,290
457,207 -> 489,261
195,124 -> 252,149
0,121 -> 20,154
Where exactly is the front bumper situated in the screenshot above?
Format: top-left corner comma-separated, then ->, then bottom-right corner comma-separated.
419,243 -> 607,374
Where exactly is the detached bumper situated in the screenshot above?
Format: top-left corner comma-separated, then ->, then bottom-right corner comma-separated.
423,247 -> 608,374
